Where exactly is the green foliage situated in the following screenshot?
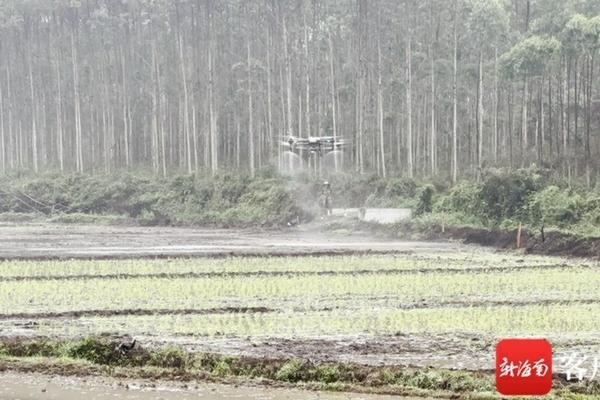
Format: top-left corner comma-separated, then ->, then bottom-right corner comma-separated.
211,358 -> 233,377
366,177 -> 419,208
466,0 -> 510,50
407,370 -> 442,390
313,364 -> 341,384
149,346 -> 188,369
479,168 -> 543,223
583,195 -> 600,226
439,371 -> 490,392
500,35 -> 562,77
384,177 -> 418,198
414,185 -> 434,216
62,337 -> 119,365
564,14 -> 600,52
1,340 -> 58,358
327,174 -> 387,208
526,186 -> 584,228
276,359 -> 307,382
0,173 -> 305,227
434,182 -> 483,216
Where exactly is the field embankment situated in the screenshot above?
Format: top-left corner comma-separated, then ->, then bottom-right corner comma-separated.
380,223 -> 600,259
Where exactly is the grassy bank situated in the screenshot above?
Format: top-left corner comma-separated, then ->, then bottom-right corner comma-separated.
3,168 -> 600,244
321,168 -> 600,239
0,171 -> 306,227
0,336 -> 596,399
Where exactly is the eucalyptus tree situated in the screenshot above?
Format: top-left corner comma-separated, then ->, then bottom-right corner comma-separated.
0,0 -> 596,184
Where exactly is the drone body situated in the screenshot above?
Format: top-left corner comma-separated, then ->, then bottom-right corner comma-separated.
280,135 -> 350,155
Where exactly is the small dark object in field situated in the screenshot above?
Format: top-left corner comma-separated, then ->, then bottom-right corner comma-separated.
116,339 -> 136,355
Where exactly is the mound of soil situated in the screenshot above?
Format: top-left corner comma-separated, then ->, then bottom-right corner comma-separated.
422,225 -> 600,258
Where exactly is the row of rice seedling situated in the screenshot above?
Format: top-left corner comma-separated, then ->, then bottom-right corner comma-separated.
0,251 -> 579,279
10,303 -> 598,339
0,264 -> 598,315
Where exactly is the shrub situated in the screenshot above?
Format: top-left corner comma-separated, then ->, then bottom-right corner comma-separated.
583,195 -> 600,226
62,337 -> 118,365
479,168 -> 542,223
150,346 -> 188,369
439,371 -> 484,392
385,177 -> 418,198
211,358 -> 233,377
313,364 -> 341,384
408,370 -> 442,390
434,182 -> 482,216
0,173 -> 307,227
276,359 -> 307,382
415,185 -> 434,216
526,186 -> 583,228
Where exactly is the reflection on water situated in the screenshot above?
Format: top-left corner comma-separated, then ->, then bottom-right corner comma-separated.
0,373 -> 408,400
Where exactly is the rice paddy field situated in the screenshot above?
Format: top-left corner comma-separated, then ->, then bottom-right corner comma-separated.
1,248 -> 599,374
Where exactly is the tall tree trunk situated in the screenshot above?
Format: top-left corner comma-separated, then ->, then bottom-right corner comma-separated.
430,45 -> 436,176
328,31 -> 338,172
585,54 -> 593,187
574,57 -> 578,177
303,6 -> 311,139
429,0 -> 437,176
356,0 -> 366,173
265,24 -> 273,165
28,47 -> 38,173
151,42 -> 160,174
494,48 -> 499,164
71,31 -> 83,173
548,73 -> 553,161
177,22 -> 192,173
248,39 -> 255,176
406,34 -> 413,178
283,17 -> 292,137
55,53 -> 64,172
477,51 -> 483,180
452,0 -> 458,183
565,58 -> 571,180
207,0 -> 218,174
192,102 -> 198,171
5,67 -> 13,169
377,0 -> 386,177
538,80 -> 544,166
521,76 -> 528,166
0,79 -> 5,172
120,47 -> 131,168
507,84 -> 514,167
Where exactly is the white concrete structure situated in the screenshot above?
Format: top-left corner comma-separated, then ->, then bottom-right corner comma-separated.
331,208 -> 412,224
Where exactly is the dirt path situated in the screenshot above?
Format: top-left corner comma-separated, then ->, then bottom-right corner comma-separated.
0,372 -> 415,400
0,223 -> 465,260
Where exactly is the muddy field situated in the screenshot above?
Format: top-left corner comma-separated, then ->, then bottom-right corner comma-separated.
0,372 -> 408,400
0,223 -> 599,398
0,222 -> 459,259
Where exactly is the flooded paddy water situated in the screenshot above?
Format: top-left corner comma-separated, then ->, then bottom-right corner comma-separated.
0,222 -> 459,260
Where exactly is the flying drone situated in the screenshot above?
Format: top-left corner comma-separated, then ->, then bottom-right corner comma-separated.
279,135 -> 351,155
